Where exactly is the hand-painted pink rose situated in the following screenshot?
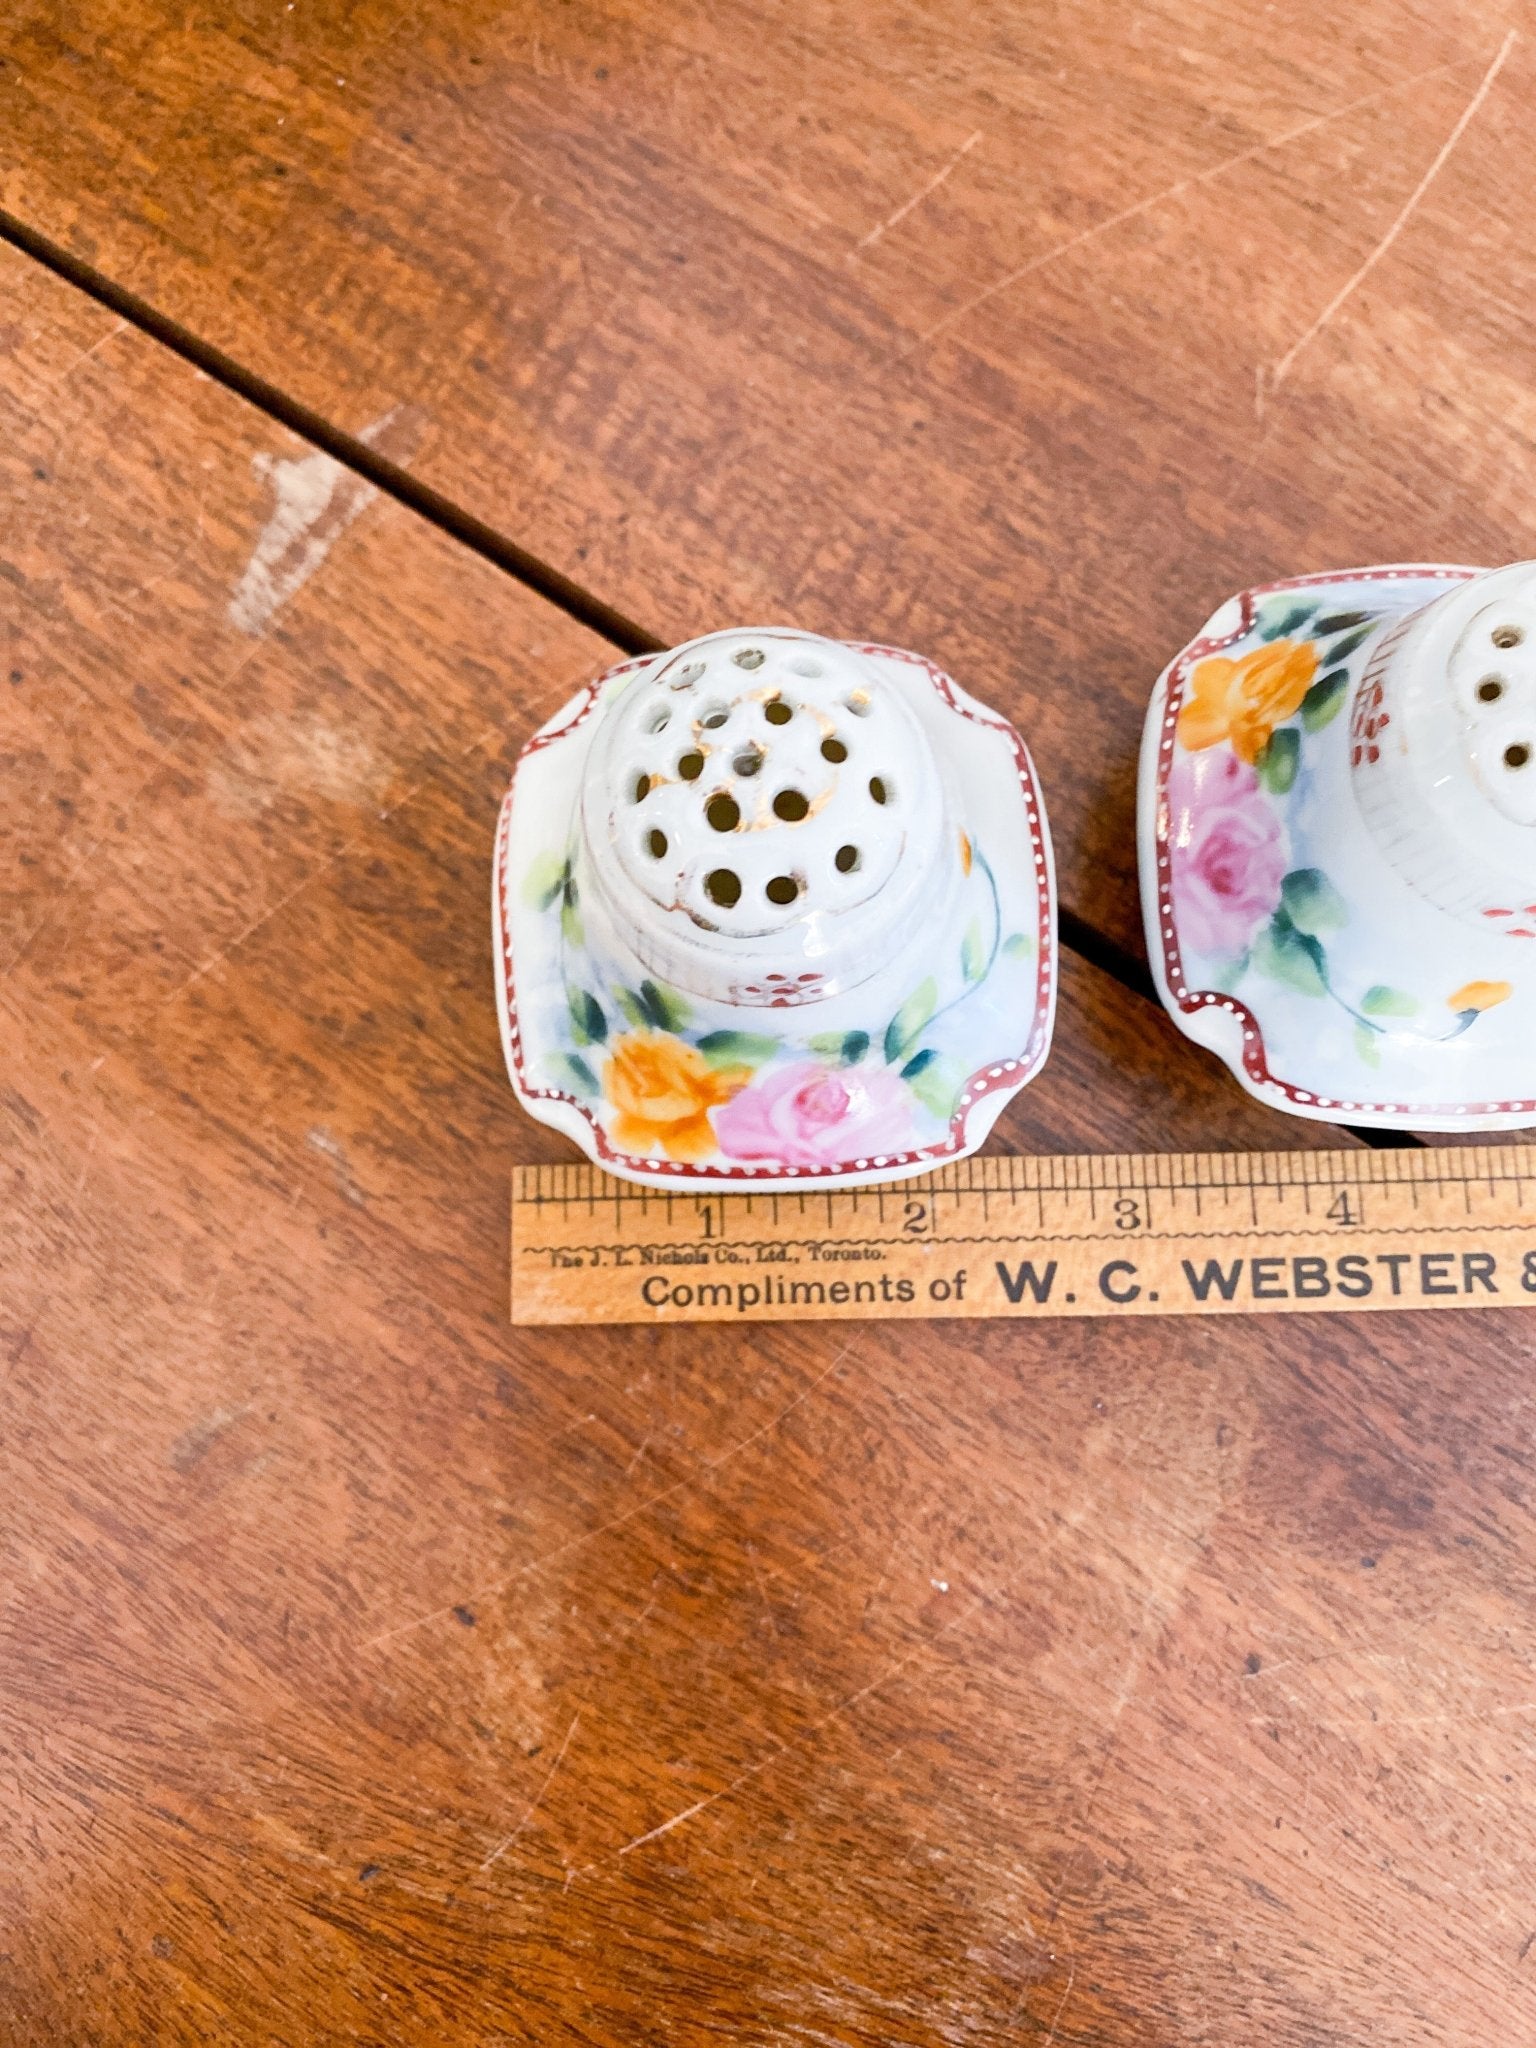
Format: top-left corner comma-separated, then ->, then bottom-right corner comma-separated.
1168,748 -> 1288,960
714,1059 -> 917,1167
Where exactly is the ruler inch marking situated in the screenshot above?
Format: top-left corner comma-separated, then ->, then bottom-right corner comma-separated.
511,1145 -> 1536,1326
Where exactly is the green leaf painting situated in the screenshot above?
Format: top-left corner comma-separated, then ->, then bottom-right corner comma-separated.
808,1029 -> 870,1065
960,919 -> 986,983
1324,624 -> 1373,663
1258,601 -> 1315,642
1002,931 -> 1035,960
1353,1022 -> 1382,1070
695,1030 -> 779,1069
567,988 -> 607,1045
908,1054 -> 960,1119
1361,984 -> 1418,1019
558,871 -> 584,947
1301,669 -> 1349,731
523,851 -> 569,910
1280,868 -> 1347,937
555,1052 -> 599,1095
1252,912 -> 1327,997
638,978 -> 690,1032
614,981 -> 692,1033
884,977 -> 937,1065
1258,726 -> 1300,795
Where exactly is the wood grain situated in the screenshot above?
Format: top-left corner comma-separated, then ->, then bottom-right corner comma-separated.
5,241 -> 1536,2045
6,0 -> 1536,959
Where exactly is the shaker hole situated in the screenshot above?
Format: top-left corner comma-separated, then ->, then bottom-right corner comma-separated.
1493,626 -> 1525,650
834,844 -> 861,873
1478,677 -> 1506,703
704,868 -> 741,907
868,775 -> 891,805
706,794 -> 741,832
633,773 -> 652,803
772,788 -> 810,822
733,747 -> 764,777
821,735 -> 848,763
700,704 -> 730,729
1505,743 -> 1532,770
646,706 -> 672,734
671,660 -> 706,690
844,691 -> 872,717
765,875 -> 800,905
677,750 -> 705,781
764,697 -> 794,726
733,648 -> 766,670
647,829 -> 668,859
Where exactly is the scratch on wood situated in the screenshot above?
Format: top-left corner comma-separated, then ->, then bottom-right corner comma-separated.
853,131 -> 982,254
1268,30 -> 1517,393
746,1542 -> 781,1636
906,53 -> 1471,358
1041,1959 -> 1078,2048
362,1342 -> 860,1649
615,1594 -> 980,1860
701,1338 -> 856,1471
54,317 -> 128,385
74,1122 -> 100,1197
480,1712 -> 580,1871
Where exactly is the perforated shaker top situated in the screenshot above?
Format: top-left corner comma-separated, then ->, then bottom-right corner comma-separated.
579,629 -> 953,1003
1447,583 -> 1536,828
1352,562 -> 1536,929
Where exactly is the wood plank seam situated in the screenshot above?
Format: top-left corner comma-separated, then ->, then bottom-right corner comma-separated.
0,213 -> 1423,1157
0,204 -> 661,657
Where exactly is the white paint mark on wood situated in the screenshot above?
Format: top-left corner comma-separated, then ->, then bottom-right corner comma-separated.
307,1127 -> 366,1207
229,410 -> 400,634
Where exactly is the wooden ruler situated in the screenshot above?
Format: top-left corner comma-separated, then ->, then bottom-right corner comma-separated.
510,1147 -> 1536,1325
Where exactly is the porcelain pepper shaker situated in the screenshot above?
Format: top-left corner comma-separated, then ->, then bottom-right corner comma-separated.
497,628 -> 1056,1186
1140,561 -> 1536,1129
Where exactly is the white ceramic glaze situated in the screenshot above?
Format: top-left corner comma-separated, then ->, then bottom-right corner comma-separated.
497,627 -> 1056,1187
1139,564 -> 1536,1130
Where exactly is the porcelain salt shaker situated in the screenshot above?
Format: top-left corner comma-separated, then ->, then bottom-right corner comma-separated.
1140,561 -> 1536,1129
496,627 -> 1056,1186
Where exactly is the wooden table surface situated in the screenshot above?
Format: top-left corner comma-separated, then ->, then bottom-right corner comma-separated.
4,6 -> 1536,2041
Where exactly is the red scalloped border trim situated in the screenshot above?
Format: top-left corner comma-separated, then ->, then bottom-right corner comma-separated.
498,642 -> 1056,1179
1153,565 -> 1536,1120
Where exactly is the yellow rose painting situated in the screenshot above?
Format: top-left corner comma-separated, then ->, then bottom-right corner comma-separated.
604,1033 -> 750,1161
1178,638 -> 1319,764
